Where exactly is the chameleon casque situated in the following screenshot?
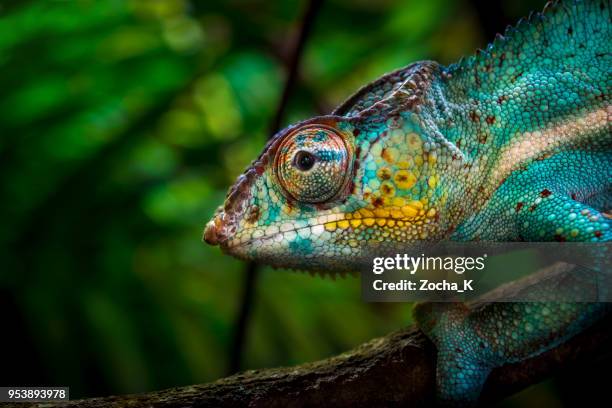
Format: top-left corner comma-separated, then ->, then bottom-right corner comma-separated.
205,0 -> 611,406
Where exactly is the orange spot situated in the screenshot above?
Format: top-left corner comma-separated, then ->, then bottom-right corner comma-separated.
394,170 -> 417,189
381,182 -> 395,197
381,147 -> 399,163
377,167 -> 392,180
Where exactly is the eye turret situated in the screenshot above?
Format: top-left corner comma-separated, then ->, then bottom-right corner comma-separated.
275,125 -> 352,204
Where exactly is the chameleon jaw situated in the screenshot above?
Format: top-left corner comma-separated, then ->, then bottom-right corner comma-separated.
205,211 -> 439,273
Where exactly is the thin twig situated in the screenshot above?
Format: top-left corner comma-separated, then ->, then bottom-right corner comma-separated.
228,0 -> 324,375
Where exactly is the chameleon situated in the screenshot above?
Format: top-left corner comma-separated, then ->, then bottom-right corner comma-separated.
204,0 -> 611,405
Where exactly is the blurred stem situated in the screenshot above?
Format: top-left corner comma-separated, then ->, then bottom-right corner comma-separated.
268,0 -> 324,133
228,0 -> 324,375
228,262 -> 258,375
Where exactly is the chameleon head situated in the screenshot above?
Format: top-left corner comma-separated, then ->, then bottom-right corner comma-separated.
204,113 -> 450,273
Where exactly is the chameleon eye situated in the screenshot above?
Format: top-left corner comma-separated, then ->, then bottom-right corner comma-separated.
275,125 -> 352,204
293,151 -> 316,171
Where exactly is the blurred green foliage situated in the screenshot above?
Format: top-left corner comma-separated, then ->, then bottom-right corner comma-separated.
2,0 -> 583,405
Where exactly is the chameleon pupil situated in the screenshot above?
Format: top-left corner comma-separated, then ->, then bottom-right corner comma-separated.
294,151 -> 316,171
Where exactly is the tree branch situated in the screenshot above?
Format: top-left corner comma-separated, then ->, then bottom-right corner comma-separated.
229,0 -> 324,374
17,264 -> 612,407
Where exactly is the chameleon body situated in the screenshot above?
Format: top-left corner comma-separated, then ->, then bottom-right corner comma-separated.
205,0 -> 611,405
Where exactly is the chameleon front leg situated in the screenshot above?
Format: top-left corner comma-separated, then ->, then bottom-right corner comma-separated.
414,303 -> 494,407
415,298 -> 609,407
417,165 -> 611,406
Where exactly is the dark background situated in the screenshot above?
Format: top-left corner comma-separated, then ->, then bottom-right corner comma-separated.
0,0 -> 607,406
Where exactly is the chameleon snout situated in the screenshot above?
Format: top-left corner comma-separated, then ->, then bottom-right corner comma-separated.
203,208 -> 226,246
203,217 -> 220,246
205,165 -> 261,248
203,205 -> 243,248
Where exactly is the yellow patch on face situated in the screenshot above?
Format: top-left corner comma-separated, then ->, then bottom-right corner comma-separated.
337,220 -> 350,229
374,208 -> 390,218
390,209 -> 404,219
409,200 -> 424,209
359,208 -> 374,218
324,222 -> 337,231
401,205 -> 418,218
426,208 -> 437,218
376,218 -> 387,227
350,219 -> 362,229
377,167 -> 392,180
382,147 -> 399,164
394,170 -> 417,189
363,218 -> 375,226
392,197 -> 406,207
380,181 -> 396,197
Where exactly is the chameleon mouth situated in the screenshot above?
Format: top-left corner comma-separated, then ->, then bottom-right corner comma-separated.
222,225 -> 312,251
221,215 -> 433,252
205,210 -> 440,276
204,199 -> 436,259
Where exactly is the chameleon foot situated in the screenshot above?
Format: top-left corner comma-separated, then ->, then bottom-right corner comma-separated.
414,302 -> 493,407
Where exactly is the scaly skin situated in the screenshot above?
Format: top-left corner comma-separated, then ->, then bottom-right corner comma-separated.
205,0 -> 611,405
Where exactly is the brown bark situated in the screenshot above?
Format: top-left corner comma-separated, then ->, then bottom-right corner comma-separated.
13,264 -> 611,407
13,316 -> 612,407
